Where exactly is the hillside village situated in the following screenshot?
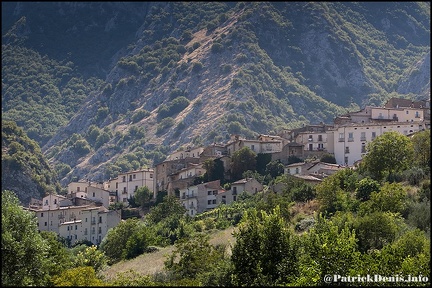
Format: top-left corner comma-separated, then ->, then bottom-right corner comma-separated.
24,97 -> 430,246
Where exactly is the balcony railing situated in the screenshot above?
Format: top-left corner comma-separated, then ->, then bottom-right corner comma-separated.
348,138 -> 354,142
360,136 -> 366,141
338,138 -> 345,142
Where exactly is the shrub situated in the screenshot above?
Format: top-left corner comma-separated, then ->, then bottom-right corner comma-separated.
211,43 -> 224,53
192,61 -> 203,73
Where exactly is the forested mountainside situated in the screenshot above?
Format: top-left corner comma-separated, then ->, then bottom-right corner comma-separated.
1,121 -> 61,205
2,2 -> 430,185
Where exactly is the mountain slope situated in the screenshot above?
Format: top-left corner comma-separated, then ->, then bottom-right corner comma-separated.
2,2 -> 430,185
1,121 -> 61,205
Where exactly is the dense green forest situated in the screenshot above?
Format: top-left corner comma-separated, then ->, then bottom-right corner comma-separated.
2,2 -> 430,185
2,130 -> 430,286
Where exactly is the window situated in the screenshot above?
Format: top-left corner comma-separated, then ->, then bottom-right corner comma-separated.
213,190 -> 217,195
92,192 -> 95,197
371,132 -> 376,139
415,111 -> 420,118
309,144 -> 313,151
208,191 -> 212,195
77,187 -> 80,192
190,210 -> 194,215
233,187 -> 237,195
98,227 -> 102,234
123,187 -> 127,194
348,132 -> 354,142
360,132 -> 366,141
345,147 -> 350,154
133,174 -> 136,179
150,174 -> 153,178
233,195 -> 237,201
84,228 -> 88,235
41,213 -> 44,217
45,222 -> 47,226
208,200 -> 212,205
75,225 -> 77,230
212,199 -> 216,204
406,110 -> 409,114
122,176 -> 126,182
85,218 -> 88,222
116,183 -> 118,188
318,135 -> 323,141
129,175 -> 132,181
361,144 -> 366,153
251,144 -> 255,151
67,226 -> 69,231
295,167 -> 299,174
75,235 -> 77,240
135,185 -> 138,191
344,156 -> 348,164
45,200 -> 48,205
99,216 -> 102,224
339,133 -> 345,142
308,135 -> 313,141
54,199 -> 57,204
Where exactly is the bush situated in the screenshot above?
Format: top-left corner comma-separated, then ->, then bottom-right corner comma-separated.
211,43 -> 224,53
192,61 -> 203,73
403,167 -> 425,186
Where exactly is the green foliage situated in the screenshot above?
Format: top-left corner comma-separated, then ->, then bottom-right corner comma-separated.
203,158 -> 225,183
51,266 -> 104,286
230,147 -> 257,181
411,130 -> 430,168
146,195 -> 187,224
191,61 -> 203,73
365,182 -> 408,214
73,245 -> 108,273
2,121 -> 60,201
134,186 -> 153,209
99,218 -> 154,264
296,214 -> 360,286
231,206 -> 299,286
165,233 -> 227,280
355,177 -> 380,201
109,269 -> 155,286
320,153 -> 336,164
156,117 -> 175,135
353,211 -> 404,253
363,131 -> 415,181
131,109 -> 150,123
2,190 -> 50,286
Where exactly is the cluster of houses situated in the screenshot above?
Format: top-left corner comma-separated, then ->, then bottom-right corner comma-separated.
25,97 -> 430,245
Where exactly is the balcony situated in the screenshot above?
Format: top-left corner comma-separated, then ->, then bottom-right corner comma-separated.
348,138 -> 354,142
308,138 -> 313,142
91,220 -> 96,225
338,138 -> 345,142
360,136 -> 366,141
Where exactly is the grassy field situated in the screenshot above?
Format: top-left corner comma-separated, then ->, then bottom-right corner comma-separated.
101,226 -> 237,281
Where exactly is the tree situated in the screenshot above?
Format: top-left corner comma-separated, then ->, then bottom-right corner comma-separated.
99,218 -> 150,264
355,177 -> 380,201
320,153 -> 336,164
231,147 -> 257,181
296,214 -> 360,286
362,131 -> 414,181
367,182 -> 408,214
203,158 -> 225,183
264,160 -> 284,179
2,190 -> 50,286
411,129 -> 430,169
73,245 -> 108,273
231,206 -> 299,286
51,266 -> 104,286
145,195 -> 186,224
165,233 -> 225,280
134,186 -> 153,210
